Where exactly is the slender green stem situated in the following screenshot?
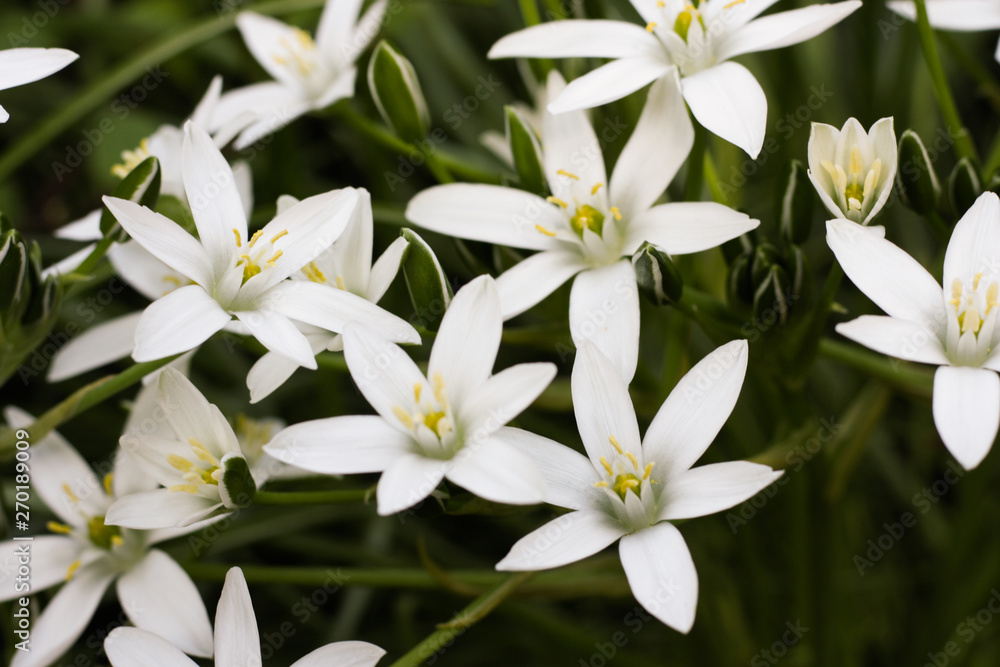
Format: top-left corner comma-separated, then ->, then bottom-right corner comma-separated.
912,0 -> 979,166
63,235 -> 115,284
0,0 -> 330,184
0,355 -> 180,459
254,488 -> 372,505
388,572 -> 533,667
703,152 -> 728,205
818,338 -> 933,399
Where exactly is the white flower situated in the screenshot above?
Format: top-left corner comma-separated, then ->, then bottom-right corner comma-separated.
246,190 -> 410,403
102,122 -> 418,372
488,0 -> 861,157
105,368 -> 259,529
807,117 -> 896,225
0,407 -> 214,667
104,567 -> 385,667
214,0 -> 388,149
827,192 -> 1000,469
265,275 -> 554,516
495,341 -> 782,633
889,0 -> 1000,64
0,47 -> 78,123
406,70 -> 757,381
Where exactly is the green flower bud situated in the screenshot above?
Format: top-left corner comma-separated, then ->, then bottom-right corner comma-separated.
400,228 -> 452,332
631,241 -> 684,306
505,106 -> 546,196
949,157 -> 982,219
220,453 -> 256,509
895,129 -> 941,215
777,160 -> 815,245
368,41 -> 430,145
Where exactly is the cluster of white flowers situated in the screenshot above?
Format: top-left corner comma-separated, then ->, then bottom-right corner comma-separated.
4,0 -> 998,662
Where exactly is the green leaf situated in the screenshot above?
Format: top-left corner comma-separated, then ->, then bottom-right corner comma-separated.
505,106 -> 546,195
368,41 -> 429,145
400,228 -> 452,332
100,156 -> 162,242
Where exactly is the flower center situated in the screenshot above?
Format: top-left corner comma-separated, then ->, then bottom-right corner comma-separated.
536,170 -> 622,250
233,227 -> 288,285
46,474 -> 124,579
594,435 -> 655,501
111,139 -> 150,179
167,438 -> 224,494
301,260 -> 347,290
272,27 -> 319,78
822,146 -> 882,220
87,515 -> 123,550
946,273 -> 1000,366
392,374 -> 457,457
951,275 -> 999,337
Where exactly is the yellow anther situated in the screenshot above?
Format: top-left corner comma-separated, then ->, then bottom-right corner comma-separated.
988,283 -> 999,312
66,560 -> 81,581
169,484 -> 199,494
535,224 -> 557,237
303,261 -> 327,283
974,272 -> 984,290
111,139 -> 150,179
270,229 -> 289,244
233,228 -> 242,247
723,0 -> 745,8
189,439 -> 220,467
608,435 -> 623,454
646,21 -> 658,32
609,206 -> 622,221
643,462 -> 655,480
47,521 -> 73,535
63,484 -> 79,504
266,250 -> 283,266
432,373 -> 448,408
248,230 -> 264,248
393,406 -> 415,429
110,535 -> 124,547
848,145 -> 863,177
594,481 -> 609,488
599,456 -> 614,477
335,275 -> 346,290
167,454 -> 192,472
103,473 -> 114,496
657,0 -> 665,6
163,276 -> 184,286
626,452 -> 639,470
414,383 -> 423,403
951,279 -> 963,305
546,196 -> 569,209
556,169 -> 579,180
591,183 -> 604,196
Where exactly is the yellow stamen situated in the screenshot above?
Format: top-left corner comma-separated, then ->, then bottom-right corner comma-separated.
988,283 -> 999,313
169,484 -> 199,494
974,272 -> 984,290
270,229 -> 289,244
556,169 -> 579,180
609,206 -> 622,221
102,473 -> 114,496
266,250 -> 283,266
591,183 -> 604,196
433,373 -> 448,408
110,535 -> 124,547
47,521 -> 73,535
535,224 -> 557,237
608,435 -> 623,454
594,480 -> 609,488
626,452 -> 639,470
233,228 -> 242,247
303,261 -> 327,283
951,279 -> 963,306
63,484 -> 79,504
336,275 -> 346,290
657,0 -> 665,6
546,196 -> 569,209
248,230 -> 264,248
643,462 -> 655,480
646,21 -> 658,32
599,456 -> 614,477
723,0 -> 745,8
66,560 -> 81,581
189,439 -> 220,467
394,406 -> 415,429
414,383 -> 423,403
168,454 -> 193,472
163,275 -> 183,286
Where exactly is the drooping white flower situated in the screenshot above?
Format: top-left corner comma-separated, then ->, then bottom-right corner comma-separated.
104,567 -> 385,667
0,47 -> 78,123
246,190 -> 409,403
807,117 -> 896,225
102,122 -> 418,372
265,275 -> 554,516
214,0 -> 388,149
888,0 -> 1000,64
407,70 -> 757,381
827,192 -> 1000,469
0,407 -> 214,667
495,341 -> 782,633
488,0 -> 860,157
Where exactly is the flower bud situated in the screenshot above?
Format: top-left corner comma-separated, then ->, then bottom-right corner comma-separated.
894,129 -> 940,215
777,160 -> 815,245
505,105 -> 546,196
632,241 -> 684,306
368,41 -> 430,145
400,228 -> 452,331
949,157 -> 981,219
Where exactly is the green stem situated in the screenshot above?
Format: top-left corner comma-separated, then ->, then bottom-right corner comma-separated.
938,31 -> 1000,113
388,573 -> 533,667
0,355 -> 179,459
0,0 -> 331,184
913,0 -> 979,166
818,338 -> 933,399
254,488 -> 372,505
63,235 -> 115,284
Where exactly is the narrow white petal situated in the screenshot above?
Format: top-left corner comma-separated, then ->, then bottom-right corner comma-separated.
619,522 -> 698,633
104,627 -> 199,667
234,309 -> 316,370
105,490 -> 222,529
718,1 -> 862,61
826,218 -> 944,326
48,312 -> 143,382
406,184 -> 562,251
644,340 -> 748,478
835,316 -> 948,365
24,423 -> 104,525
495,250 -> 585,319
459,363 -> 557,436
0,48 -> 77,91
108,241 -> 190,302
376,453 -> 447,516
681,62 -> 766,158
572,342 -> 643,468
342,325 -> 427,425
496,509 -> 626,571
316,0 -> 364,51
157,367 -> 240,458
215,567 -> 262,667
132,286 -> 231,362
624,202 -> 759,256
0,536 -> 80,602
265,416 -> 411,473
547,57 -> 671,114
343,0 -> 389,63
942,192 -> 1000,288
446,437 -> 545,506
236,12 -> 308,88
488,20 -> 657,59
116,550 -> 214,658
291,641 -> 387,667
247,349 -> 306,404
933,365 -> 1000,470
863,117 -> 898,225
366,236 -> 409,302
659,461 -> 784,520
542,69 -> 607,192
569,262 -> 641,383
496,427 -> 604,510
55,209 -> 101,240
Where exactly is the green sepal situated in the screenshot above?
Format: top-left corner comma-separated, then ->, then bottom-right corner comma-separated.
632,241 -> 683,306
400,228 -> 452,332
949,157 -> 981,219
368,41 -> 429,144
101,156 -> 161,242
221,454 -> 256,509
505,106 -> 546,196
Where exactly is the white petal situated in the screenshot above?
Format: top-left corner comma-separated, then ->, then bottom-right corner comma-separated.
459,363 -> 557,436
933,365 -> 1000,469
25,424 -> 104,525
316,0 -> 364,52
835,315 -> 948,365
826,218 -> 944,326
943,192 -> 1000,288
718,1 -> 862,61
215,567 -> 262,667
488,20 -> 657,59
887,0 -> 1000,29
429,275 -> 502,400
496,426 -> 603,510
105,490 -> 222,529
405,184 -> 562,251
0,48 -> 77,92
102,197 -> 214,287
55,209 -> 101,240
571,341 -> 643,468
625,202 -> 759,256
644,340 -> 748,478
291,641 -> 387,667
495,250 -> 585,319
541,69 -> 607,192
366,236 -> 409,302
547,57 -> 671,114
0,536 -> 80,602
236,12 -> 308,89
48,312 -> 143,382
446,437 -> 545,505
343,0 -> 388,63
681,62 -> 766,158
316,188 -> 373,294
863,116 -> 898,225
619,522 -> 698,633
10,564 -> 115,667
610,72 -> 691,221
132,286 -> 231,362
234,309 -> 316,370
265,416 -> 411,473
376,453 -> 447,515
104,627 -> 199,667
157,367 -> 240,458
659,461 -> 784,520
343,325 -> 427,425
116,549 -> 214,658
108,241 -> 189,302
496,509 -> 626,571
569,262 -> 641,383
